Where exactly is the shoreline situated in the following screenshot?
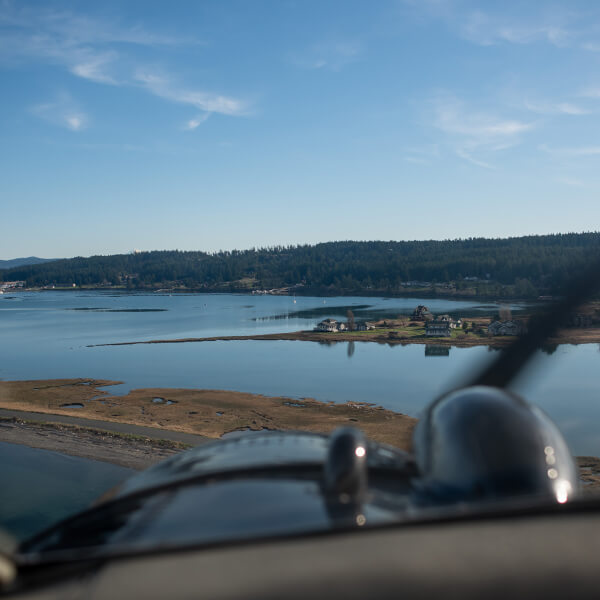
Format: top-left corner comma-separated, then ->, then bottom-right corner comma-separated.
2,402 -> 600,492
12,287 -> 537,303
0,407 -> 208,445
0,379 -> 417,449
0,417 -> 191,470
89,326 -> 600,349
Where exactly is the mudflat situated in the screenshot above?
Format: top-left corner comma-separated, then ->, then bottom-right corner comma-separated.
0,379 -> 416,449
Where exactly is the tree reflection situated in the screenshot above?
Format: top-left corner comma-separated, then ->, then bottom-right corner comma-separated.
540,344 -> 558,355
347,341 -> 355,358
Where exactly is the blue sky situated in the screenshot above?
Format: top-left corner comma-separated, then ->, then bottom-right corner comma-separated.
1,0 -> 600,259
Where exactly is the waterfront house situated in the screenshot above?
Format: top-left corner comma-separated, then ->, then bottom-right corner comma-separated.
0,281 -> 25,290
425,321 -> 451,337
314,318 -> 339,332
436,314 -> 462,329
412,305 -> 430,320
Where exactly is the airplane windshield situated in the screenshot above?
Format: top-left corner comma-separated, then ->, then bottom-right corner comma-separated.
1,0 -> 600,571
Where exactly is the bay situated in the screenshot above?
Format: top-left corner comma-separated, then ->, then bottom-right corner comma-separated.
0,291 -> 598,456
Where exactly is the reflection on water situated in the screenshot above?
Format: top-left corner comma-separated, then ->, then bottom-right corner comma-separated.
255,301 -> 531,324
258,304 -> 372,321
541,344 -> 559,355
68,308 -> 168,313
152,397 -> 175,405
0,441 -> 132,540
347,341 -> 355,358
317,339 -> 337,347
425,345 -> 450,357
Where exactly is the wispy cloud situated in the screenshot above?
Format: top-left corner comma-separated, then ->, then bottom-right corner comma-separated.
0,3 -> 247,126
403,144 -> 440,165
524,100 -> 590,116
556,177 -> 584,187
403,3 -> 600,52
184,113 -> 211,131
582,41 -> 600,52
434,97 -> 532,138
580,86 -> 600,99
455,148 -> 494,169
0,3 -> 185,82
70,53 -> 119,85
0,3 -> 188,48
291,40 -> 363,71
135,71 -> 247,116
30,94 -> 88,131
432,94 -> 534,168
403,156 -> 429,165
436,106 -> 532,137
540,144 -> 600,157
461,12 -> 571,47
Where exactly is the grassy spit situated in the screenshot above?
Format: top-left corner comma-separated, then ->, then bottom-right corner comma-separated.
0,379 -> 416,449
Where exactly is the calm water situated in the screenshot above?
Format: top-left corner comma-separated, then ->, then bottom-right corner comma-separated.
0,291 -> 598,458
0,441 -> 132,541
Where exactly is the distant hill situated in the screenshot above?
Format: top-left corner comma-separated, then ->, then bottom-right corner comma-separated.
1,234 -> 599,298
0,257 -> 60,270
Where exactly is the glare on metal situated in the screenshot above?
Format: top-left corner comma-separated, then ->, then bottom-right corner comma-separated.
554,480 -> 572,504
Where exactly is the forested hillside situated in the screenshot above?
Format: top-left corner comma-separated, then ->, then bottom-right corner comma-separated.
0,257 -> 59,270
3,233 -> 599,298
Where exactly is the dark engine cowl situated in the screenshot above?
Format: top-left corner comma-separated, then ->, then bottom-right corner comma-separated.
413,386 -> 579,504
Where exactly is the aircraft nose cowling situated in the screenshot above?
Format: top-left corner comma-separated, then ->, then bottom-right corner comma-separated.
413,386 -> 579,504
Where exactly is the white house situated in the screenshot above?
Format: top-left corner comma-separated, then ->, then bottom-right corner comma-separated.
314,318 -> 340,332
436,314 -> 462,329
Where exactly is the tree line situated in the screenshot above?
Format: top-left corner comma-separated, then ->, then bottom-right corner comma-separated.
2,233 -> 599,298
